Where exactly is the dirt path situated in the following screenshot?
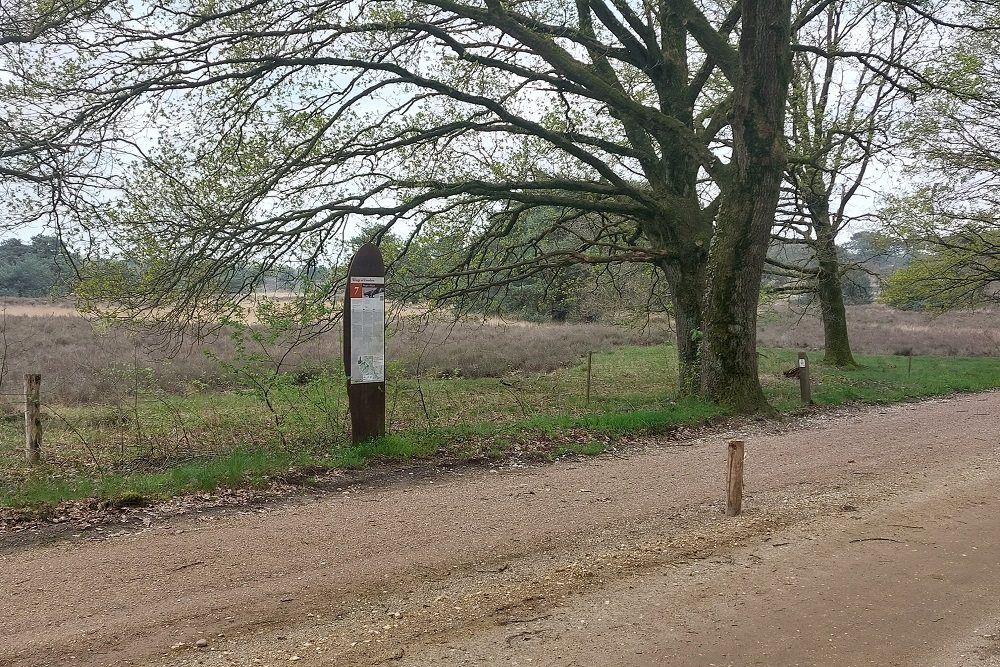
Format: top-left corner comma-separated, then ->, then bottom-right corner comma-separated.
2,392 -> 999,667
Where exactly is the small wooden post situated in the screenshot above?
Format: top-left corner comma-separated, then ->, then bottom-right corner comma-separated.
726,439 -> 744,517
585,351 -> 593,405
798,351 -> 812,405
24,374 -> 41,464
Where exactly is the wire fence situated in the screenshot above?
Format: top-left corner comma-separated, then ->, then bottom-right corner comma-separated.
3,370 -> 354,473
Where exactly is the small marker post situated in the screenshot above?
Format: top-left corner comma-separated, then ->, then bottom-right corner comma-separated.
798,352 -> 812,405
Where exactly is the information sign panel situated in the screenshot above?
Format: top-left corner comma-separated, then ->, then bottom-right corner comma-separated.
349,276 -> 385,383
343,243 -> 386,444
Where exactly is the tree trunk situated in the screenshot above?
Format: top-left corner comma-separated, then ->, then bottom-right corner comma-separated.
644,196 -> 710,398
659,257 -> 706,397
700,190 -> 774,412
812,210 -> 857,367
700,0 -> 792,413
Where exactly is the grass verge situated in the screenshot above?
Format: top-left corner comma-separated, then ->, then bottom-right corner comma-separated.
3,347 -> 1000,513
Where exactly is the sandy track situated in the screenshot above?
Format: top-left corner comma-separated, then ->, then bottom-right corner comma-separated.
2,392 -> 999,667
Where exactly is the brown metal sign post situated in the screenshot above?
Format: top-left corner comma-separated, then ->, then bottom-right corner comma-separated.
343,243 -> 386,444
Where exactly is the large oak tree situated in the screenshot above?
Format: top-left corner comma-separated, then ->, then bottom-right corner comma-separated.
10,0 -> 810,411
10,0 -> 990,410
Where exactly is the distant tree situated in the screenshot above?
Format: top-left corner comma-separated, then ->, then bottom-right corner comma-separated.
882,192 -> 1000,310
396,209 -> 668,322
842,231 -> 910,274
839,266 -> 873,305
764,236 -> 874,307
0,234 -> 74,296
881,22 -> 1000,310
770,0 -> 931,366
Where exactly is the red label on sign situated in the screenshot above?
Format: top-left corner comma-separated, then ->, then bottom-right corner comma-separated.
349,283 -> 363,299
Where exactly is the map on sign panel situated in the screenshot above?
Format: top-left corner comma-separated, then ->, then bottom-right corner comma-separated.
349,276 -> 385,383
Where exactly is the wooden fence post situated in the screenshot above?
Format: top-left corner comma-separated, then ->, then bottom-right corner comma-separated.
726,439 -> 744,517
798,352 -> 812,405
24,374 -> 41,464
585,351 -> 593,405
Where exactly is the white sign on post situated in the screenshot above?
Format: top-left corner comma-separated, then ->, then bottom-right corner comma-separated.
349,276 -> 385,383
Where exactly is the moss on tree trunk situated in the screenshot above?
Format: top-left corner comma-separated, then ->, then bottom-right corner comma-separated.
700,0 -> 792,413
700,187 -> 774,413
660,257 -> 707,397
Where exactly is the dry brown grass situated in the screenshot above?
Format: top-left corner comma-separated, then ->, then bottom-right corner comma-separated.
3,296 -> 996,407
0,300 -> 673,405
388,317 -> 672,378
0,314 -> 232,404
758,303 -> 1000,357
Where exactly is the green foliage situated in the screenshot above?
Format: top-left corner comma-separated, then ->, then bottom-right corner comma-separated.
70,135 -> 343,326
879,190 -> 1000,311
328,433 -> 442,468
209,295 -> 344,446
520,396 -> 727,434
3,448 -> 309,508
0,234 -> 74,297
881,25 -> 1000,312
395,208 -> 672,323
759,348 -> 1000,411
551,441 -> 606,458
882,257 -> 959,311
776,352 -> 1000,409
882,243 -> 1000,311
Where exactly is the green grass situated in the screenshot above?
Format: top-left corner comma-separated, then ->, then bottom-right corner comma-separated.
519,396 -> 728,434
759,349 -> 1000,410
5,448 -> 308,509
4,346 -> 1000,513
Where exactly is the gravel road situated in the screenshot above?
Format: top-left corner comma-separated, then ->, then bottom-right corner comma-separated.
3,392 -> 999,667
